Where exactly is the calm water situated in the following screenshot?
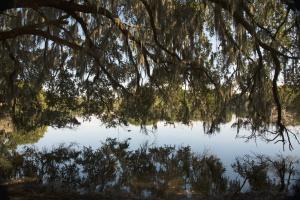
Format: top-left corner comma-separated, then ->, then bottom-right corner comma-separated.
20,116 -> 300,178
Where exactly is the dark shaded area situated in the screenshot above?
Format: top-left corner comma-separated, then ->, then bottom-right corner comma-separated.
0,0 -> 14,12
0,185 -> 9,200
284,0 -> 300,11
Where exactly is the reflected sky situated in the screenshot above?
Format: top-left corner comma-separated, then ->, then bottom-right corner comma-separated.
21,116 -> 300,178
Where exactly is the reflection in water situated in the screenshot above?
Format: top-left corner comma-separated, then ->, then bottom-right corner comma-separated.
0,139 -> 300,199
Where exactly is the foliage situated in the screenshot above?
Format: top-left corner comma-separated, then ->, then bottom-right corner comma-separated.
0,0 -> 300,147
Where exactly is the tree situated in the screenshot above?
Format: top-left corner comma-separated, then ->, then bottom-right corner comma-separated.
0,0 -> 299,148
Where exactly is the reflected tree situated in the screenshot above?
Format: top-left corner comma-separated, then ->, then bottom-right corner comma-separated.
267,154 -> 299,192
232,154 -> 272,192
1,139 -> 299,199
232,154 -> 300,193
191,154 -> 227,196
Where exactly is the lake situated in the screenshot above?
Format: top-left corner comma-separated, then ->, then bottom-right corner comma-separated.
20,116 -> 300,180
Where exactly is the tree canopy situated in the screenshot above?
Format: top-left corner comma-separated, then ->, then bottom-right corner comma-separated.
0,0 -> 300,148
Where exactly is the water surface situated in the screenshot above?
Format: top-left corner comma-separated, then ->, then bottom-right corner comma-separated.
23,116 -> 300,175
